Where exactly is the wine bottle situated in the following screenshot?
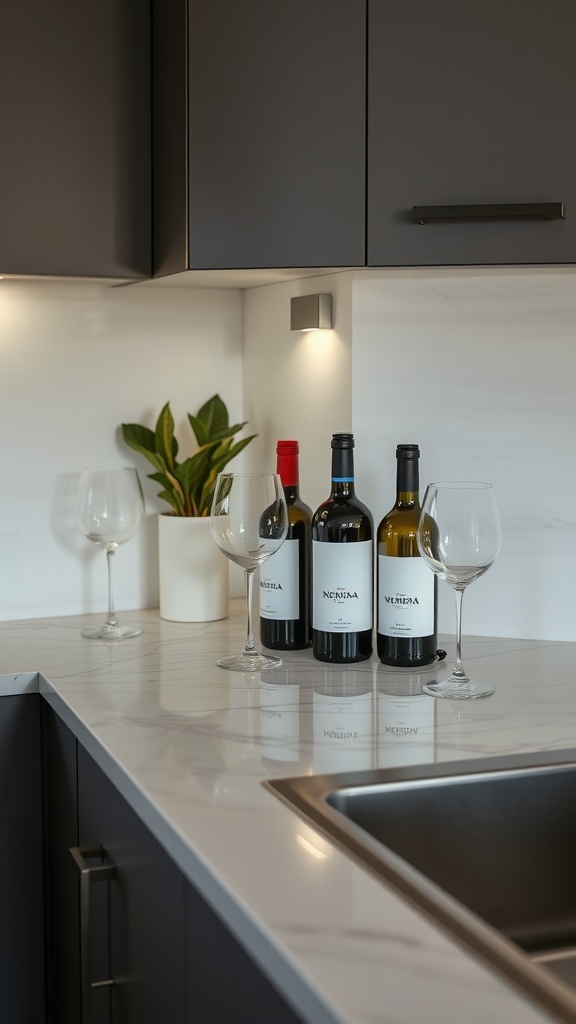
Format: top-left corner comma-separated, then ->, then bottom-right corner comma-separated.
260,440 -> 312,650
377,444 -> 437,666
312,433 -> 373,663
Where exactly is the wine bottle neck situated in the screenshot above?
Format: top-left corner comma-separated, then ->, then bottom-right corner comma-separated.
283,484 -> 299,502
396,456 -> 419,507
331,447 -> 355,497
277,451 -> 299,491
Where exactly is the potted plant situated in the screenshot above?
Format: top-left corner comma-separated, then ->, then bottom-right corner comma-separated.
121,395 -> 256,622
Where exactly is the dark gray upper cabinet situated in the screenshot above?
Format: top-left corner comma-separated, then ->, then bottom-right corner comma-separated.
367,0 -> 576,266
153,0 -> 366,275
155,0 -> 576,274
0,0 -> 150,279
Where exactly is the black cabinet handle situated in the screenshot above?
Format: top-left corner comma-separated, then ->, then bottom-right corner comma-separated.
70,846 -> 116,1024
413,202 -> 565,223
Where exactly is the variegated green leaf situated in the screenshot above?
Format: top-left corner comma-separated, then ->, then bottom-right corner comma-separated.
155,403 -> 178,470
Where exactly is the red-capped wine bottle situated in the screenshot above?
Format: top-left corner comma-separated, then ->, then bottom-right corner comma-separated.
311,433 -> 373,663
377,444 -> 437,666
260,440 -> 312,650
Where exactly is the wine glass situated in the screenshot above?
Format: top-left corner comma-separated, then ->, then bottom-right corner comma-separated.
417,482 -> 502,700
210,472 -> 288,671
76,467 -> 145,640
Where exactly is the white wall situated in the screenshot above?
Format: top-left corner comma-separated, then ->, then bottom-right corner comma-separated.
242,272 -> 353,512
352,269 -> 576,642
3,267 -> 575,642
245,267 -> 576,643
0,279 -> 244,620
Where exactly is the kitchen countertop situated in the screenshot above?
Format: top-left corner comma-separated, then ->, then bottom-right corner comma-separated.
1,601 -> 573,1024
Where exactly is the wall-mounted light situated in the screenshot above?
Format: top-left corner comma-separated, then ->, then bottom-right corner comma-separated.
290,293 -> 333,331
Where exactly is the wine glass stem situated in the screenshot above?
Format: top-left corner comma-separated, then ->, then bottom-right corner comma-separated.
452,587 -> 468,680
105,548 -> 118,628
243,567 -> 258,656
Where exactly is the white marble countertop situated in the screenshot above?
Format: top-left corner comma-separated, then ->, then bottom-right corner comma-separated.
1,602 -> 574,1024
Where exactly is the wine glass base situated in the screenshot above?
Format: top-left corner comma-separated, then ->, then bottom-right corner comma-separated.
423,678 -> 494,700
81,625 -> 141,641
217,652 -> 282,672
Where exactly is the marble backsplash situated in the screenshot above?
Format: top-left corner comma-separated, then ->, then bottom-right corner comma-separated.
352,268 -> 576,642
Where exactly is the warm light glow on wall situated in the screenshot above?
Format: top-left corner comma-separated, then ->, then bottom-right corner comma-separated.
297,326 -> 341,362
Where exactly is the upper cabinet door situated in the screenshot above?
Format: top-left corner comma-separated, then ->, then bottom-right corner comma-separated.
0,0 -> 150,279
153,0 -> 366,276
367,0 -> 576,266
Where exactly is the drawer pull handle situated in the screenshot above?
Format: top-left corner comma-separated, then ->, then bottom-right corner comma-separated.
412,202 -> 565,223
70,845 -> 116,1023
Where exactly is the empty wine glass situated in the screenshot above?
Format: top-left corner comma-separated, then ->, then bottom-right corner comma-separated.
76,467 -> 145,640
417,482 -> 501,699
210,472 -> 288,671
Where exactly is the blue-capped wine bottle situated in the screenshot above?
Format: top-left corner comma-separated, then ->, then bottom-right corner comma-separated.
311,433 -> 373,663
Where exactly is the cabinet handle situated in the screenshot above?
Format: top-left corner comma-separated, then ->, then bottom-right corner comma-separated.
412,202 -> 565,223
70,845 -> 116,1024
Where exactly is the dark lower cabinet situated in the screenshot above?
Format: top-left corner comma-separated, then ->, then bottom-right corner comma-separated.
0,695 -> 45,1024
77,745 -> 188,1024
42,700 -> 80,1021
185,884 -> 302,1024
43,704 -> 303,1024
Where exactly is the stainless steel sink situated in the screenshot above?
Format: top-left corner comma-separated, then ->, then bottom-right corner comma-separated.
266,748 -> 576,1023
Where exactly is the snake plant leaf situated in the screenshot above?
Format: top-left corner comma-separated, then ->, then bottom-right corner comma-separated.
155,403 -> 178,469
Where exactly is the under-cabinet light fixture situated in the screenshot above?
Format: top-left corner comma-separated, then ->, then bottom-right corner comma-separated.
290,293 -> 333,331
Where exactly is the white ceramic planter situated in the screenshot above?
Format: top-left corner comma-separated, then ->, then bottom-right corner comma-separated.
158,514 -> 229,622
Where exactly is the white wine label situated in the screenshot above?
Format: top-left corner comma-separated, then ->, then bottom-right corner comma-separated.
260,539 -> 299,620
312,540 -> 373,632
378,555 -> 434,637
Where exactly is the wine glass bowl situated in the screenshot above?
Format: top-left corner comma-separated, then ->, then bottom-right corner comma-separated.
417,482 -> 502,700
210,472 -> 288,671
76,467 -> 144,640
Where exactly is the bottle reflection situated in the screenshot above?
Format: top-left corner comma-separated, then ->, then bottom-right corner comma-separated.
313,668 -> 374,773
258,670 -> 303,767
212,674 -> 271,806
377,664 -> 438,768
